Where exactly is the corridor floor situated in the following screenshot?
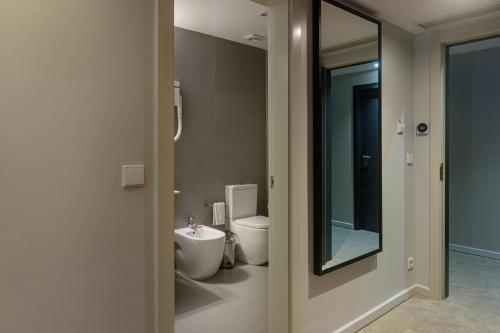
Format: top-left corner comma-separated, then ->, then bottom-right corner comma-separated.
359,251 -> 500,332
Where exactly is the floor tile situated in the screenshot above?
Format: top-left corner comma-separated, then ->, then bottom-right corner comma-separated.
359,251 -> 500,332
231,299 -> 268,333
175,263 -> 268,333
177,314 -> 255,333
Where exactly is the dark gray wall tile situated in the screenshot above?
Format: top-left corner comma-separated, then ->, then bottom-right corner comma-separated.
175,147 -> 214,226
211,147 -> 258,203
215,91 -> 256,150
174,27 -> 267,228
175,87 -> 215,150
255,48 -> 267,100
255,97 -> 268,216
174,28 -> 214,91
214,39 -> 257,95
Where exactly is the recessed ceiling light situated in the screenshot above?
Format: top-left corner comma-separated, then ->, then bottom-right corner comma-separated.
244,33 -> 265,42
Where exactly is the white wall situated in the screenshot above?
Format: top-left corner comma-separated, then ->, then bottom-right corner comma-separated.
0,1 -> 155,332
413,17 -> 500,295
412,32 -> 432,290
290,0 -> 417,329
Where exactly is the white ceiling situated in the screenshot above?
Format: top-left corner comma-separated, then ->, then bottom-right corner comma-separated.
348,0 -> 500,34
174,0 -> 268,49
173,0 -> 500,51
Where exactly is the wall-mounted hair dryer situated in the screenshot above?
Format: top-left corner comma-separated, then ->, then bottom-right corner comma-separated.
174,81 -> 183,142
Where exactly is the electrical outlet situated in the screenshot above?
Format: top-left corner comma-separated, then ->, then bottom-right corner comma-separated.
407,257 -> 415,271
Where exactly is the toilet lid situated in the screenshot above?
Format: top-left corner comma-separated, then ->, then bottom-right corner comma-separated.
234,216 -> 269,229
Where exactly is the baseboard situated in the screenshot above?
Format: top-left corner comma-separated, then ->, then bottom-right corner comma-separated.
413,284 -> 431,297
450,243 -> 500,260
332,284 -> 426,333
332,219 -> 354,230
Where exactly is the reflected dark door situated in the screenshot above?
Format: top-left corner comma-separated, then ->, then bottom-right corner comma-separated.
353,83 -> 380,233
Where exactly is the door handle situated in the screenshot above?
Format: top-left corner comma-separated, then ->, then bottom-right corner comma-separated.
361,155 -> 371,167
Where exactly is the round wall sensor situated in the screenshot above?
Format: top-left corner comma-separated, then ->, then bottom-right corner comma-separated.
416,122 -> 429,135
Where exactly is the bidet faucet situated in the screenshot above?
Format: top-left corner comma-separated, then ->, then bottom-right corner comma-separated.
187,216 -> 196,232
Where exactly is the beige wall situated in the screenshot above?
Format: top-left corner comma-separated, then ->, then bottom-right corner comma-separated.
0,1 -> 156,332
290,0 -> 417,330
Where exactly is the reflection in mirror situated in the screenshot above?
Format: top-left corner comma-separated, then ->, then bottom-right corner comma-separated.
314,0 -> 382,274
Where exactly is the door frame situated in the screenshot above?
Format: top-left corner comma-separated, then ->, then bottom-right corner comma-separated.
267,1 -> 290,332
427,22 -> 500,300
156,1 -> 290,332
157,0 -> 175,332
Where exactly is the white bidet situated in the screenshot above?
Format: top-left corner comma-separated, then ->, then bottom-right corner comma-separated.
174,226 -> 226,280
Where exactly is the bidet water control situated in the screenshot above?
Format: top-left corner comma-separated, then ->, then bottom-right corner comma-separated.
187,216 -> 196,231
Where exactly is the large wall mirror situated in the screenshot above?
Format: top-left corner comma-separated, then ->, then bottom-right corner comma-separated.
313,0 -> 382,275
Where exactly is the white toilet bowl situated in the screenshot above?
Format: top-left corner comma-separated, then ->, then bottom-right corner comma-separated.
225,184 -> 269,266
228,216 -> 269,265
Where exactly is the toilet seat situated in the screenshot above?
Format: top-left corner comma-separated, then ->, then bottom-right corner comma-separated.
234,216 -> 269,229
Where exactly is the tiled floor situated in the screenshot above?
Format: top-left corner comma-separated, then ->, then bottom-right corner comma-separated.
359,251 -> 500,332
323,226 -> 379,269
175,263 -> 268,333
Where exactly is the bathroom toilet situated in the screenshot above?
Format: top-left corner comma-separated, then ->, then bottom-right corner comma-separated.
225,184 -> 268,265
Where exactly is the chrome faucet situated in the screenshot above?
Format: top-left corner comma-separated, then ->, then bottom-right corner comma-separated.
187,216 -> 196,232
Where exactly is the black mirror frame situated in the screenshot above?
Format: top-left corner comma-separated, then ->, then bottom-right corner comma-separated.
313,0 -> 383,276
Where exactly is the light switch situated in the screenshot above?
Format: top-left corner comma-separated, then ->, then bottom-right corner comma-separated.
406,153 -> 414,166
122,165 -> 145,188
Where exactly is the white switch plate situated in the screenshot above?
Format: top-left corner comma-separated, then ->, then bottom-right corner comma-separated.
407,257 -> 415,271
122,165 -> 145,188
406,153 -> 414,166
397,117 -> 406,135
